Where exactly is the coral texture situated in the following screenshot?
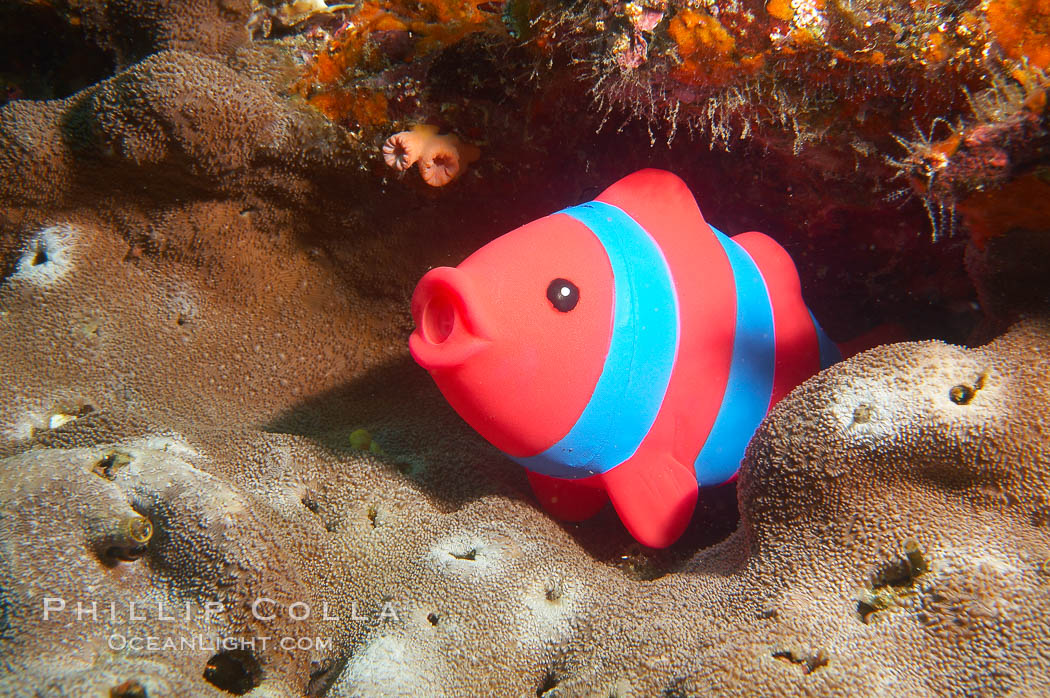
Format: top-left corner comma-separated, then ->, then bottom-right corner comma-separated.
0,208 -> 1048,694
0,47 -> 356,210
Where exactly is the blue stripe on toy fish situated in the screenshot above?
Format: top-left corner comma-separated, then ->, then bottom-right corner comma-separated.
693,228 -> 776,486
510,201 -> 681,480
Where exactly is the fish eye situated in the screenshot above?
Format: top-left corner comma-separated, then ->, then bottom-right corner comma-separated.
547,278 -> 579,312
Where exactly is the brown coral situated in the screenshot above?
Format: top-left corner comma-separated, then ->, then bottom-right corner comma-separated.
1,186 -> 1048,693
69,0 -> 252,66
0,48 -> 354,208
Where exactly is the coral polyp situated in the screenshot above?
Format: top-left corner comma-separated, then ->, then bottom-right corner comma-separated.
382,124 -> 481,185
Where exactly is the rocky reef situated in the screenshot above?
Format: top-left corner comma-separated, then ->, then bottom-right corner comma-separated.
1,0 -> 1049,695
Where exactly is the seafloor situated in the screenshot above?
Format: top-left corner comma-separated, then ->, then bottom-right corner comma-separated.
0,0 -> 1048,696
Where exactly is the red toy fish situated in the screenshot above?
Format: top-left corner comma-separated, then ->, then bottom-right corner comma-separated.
409,169 -> 841,548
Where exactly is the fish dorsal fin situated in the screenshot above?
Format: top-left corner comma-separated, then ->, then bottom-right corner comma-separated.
594,169 -> 709,240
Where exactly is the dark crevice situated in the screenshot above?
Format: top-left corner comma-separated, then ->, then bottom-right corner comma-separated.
0,3 -> 116,106
949,372 -> 986,405
772,648 -> 829,674
306,658 -> 345,697
93,451 -> 132,480
857,539 -> 930,623
30,243 -> 49,266
536,670 -> 560,697
450,547 -> 477,561
203,649 -> 262,695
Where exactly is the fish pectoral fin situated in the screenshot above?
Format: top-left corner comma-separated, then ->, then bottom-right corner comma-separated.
601,451 -> 698,549
526,470 -> 608,522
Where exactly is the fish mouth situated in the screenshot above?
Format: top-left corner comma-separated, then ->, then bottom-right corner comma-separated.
409,266 -> 492,370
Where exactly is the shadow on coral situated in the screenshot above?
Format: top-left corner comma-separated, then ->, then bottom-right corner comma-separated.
262,353 -> 740,576
261,355 -> 524,507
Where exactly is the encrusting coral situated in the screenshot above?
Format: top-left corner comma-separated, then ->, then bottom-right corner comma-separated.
0,192 -> 1049,694
382,124 -> 481,186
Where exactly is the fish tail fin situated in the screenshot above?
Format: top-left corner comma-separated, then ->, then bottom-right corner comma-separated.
601,450 -> 698,548
526,471 -> 608,522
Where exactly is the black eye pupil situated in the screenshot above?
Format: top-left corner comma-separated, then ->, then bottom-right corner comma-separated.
547,278 -> 579,312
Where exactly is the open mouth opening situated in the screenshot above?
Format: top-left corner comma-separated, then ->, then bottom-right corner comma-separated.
410,266 -> 492,370
421,290 -> 456,345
